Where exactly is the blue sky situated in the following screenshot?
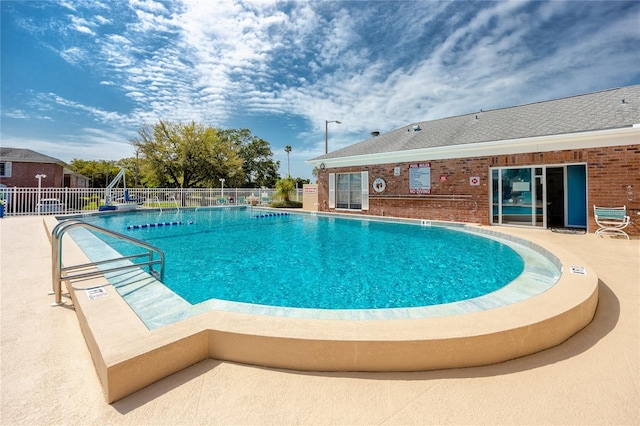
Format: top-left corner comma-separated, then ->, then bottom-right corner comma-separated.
2,0 -> 639,181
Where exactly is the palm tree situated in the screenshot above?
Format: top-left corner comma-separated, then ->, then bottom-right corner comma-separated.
284,145 -> 292,177
275,176 -> 295,203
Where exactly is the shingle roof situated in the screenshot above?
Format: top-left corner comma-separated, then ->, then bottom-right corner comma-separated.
0,147 -> 67,165
313,85 -> 640,161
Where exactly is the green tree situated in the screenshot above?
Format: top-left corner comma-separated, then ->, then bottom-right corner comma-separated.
220,128 -> 280,187
130,121 -> 243,188
69,159 -> 119,188
115,157 -> 141,187
295,177 -> 310,187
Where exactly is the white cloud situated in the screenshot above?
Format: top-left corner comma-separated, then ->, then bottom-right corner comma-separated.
6,0 -> 638,178
59,1 -> 77,12
73,25 -> 94,35
42,92 -> 138,128
69,15 -> 96,34
59,47 -> 88,65
129,0 -> 168,14
264,0 -> 640,156
0,132 -> 134,163
95,15 -> 110,25
2,109 -> 30,119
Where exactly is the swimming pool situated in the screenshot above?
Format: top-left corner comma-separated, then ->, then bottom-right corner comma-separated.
50,210 -> 598,401
66,207 -> 562,329
78,207 -> 524,309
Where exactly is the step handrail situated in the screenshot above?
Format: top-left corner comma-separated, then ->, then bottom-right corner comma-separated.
168,194 -> 180,210
51,219 -> 165,306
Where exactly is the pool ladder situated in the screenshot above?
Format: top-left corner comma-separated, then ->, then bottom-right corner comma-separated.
149,195 -> 180,212
50,219 -> 165,306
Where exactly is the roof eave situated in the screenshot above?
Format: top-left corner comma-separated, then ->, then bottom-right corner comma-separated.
0,156 -> 68,167
306,125 -> 640,168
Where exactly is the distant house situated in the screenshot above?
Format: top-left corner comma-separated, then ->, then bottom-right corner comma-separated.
0,147 -> 89,188
63,168 -> 90,188
308,85 -> 640,236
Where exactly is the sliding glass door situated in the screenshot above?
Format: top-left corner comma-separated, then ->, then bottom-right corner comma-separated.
491,164 -> 587,229
492,167 -> 544,227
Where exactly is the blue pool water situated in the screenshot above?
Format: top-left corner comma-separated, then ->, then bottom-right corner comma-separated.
79,208 -> 525,310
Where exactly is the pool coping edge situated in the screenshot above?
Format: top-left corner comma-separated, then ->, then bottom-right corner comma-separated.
43,215 -> 599,403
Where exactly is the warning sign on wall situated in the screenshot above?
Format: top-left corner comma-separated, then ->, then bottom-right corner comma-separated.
409,163 -> 431,194
469,176 -> 480,186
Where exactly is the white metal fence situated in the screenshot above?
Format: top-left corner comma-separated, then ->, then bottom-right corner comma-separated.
0,187 -> 299,216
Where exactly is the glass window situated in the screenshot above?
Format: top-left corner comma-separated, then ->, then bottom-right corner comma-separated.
349,173 -> 362,209
491,169 -> 500,224
336,174 -> 350,209
491,166 -> 545,227
0,162 -> 10,177
501,168 -> 533,225
336,172 -> 363,210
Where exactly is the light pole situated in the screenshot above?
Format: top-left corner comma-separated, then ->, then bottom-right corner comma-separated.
219,178 -> 225,200
325,120 -> 341,154
35,174 -> 46,215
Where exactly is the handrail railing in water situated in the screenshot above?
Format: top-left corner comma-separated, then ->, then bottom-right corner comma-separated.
50,219 -> 165,306
168,194 -> 180,210
151,196 -> 162,212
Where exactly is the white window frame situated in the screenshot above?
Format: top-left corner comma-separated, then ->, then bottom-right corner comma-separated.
361,171 -> 369,210
0,162 -> 11,178
329,171 -> 369,211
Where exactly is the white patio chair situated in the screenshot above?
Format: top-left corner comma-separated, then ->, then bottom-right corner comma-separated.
594,205 -> 630,239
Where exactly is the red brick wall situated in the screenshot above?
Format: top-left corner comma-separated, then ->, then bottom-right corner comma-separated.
0,162 -> 64,187
586,145 -> 640,235
317,144 -> 640,236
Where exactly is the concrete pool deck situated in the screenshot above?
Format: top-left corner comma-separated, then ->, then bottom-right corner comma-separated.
1,216 -> 638,424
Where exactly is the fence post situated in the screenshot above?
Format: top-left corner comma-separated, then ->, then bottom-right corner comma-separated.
11,186 -> 16,215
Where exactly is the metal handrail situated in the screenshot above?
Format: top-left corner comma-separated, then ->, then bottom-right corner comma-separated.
151,196 -> 162,212
168,194 -> 180,210
50,219 -> 165,306
368,194 -> 473,199
368,194 -> 478,212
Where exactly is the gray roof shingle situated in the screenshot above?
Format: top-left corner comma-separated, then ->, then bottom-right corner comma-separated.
0,147 -> 67,165
313,85 -> 640,161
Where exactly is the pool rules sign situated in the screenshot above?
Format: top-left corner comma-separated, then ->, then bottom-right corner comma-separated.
409,163 -> 431,194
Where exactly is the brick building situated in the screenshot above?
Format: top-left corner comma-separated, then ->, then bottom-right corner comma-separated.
308,85 -> 640,236
0,148 -> 89,188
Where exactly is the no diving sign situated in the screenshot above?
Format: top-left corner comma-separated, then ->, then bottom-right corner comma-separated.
469,177 -> 480,186
570,266 -> 587,275
86,286 -> 108,300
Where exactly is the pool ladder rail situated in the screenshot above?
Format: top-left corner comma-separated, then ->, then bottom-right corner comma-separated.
150,195 -> 180,212
50,219 -> 165,307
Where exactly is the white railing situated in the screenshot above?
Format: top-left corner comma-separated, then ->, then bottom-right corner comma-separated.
0,187 -> 304,216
